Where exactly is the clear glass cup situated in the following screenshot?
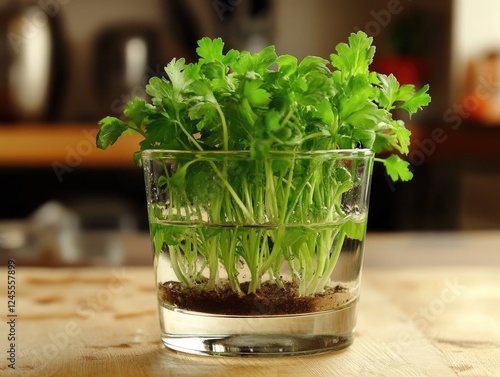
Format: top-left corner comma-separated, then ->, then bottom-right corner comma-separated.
142,149 -> 374,356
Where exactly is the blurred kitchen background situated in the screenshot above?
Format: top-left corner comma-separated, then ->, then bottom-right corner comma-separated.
1,0 -> 500,265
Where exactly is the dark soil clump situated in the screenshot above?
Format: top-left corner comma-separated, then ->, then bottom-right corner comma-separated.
158,281 -> 353,315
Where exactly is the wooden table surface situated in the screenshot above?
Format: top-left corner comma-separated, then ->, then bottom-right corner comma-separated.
1,231 -> 499,376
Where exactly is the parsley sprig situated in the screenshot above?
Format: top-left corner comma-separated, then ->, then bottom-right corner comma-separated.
97,31 -> 430,181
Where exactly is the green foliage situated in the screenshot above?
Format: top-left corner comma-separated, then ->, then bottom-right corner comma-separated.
97,32 -> 431,296
97,31 -> 430,181
378,154 -> 414,182
96,117 -> 128,149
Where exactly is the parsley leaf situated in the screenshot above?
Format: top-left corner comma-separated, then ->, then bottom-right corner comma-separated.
96,117 -> 129,149
196,37 -> 225,63
164,58 -> 192,99
244,79 -> 271,107
330,31 -> 375,78
397,84 -> 431,116
380,154 -> 414,182
123,97 -> 154,127
376,73 -> 400,110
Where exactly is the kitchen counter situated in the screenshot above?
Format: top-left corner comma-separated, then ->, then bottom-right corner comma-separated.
0,124 -> 142,167
1,231 -> 499,376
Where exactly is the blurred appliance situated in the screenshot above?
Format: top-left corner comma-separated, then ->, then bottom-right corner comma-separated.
93,26 -> 159,115
465,52 -> 500,126
0,199 -> 137,266
0,0 -> 273,122
0,2 -> 65,121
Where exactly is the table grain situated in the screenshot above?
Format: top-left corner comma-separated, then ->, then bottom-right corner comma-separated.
1,232 -> 499,376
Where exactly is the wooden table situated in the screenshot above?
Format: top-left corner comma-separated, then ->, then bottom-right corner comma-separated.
1,231 -> 499,376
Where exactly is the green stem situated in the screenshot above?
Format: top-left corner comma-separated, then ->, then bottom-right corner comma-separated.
283,152 -> 296,209
257,226 -> 285,279
214,103 -> 229,151
205,237 -> 219,290
283,159 -> 321,223
279,105 -> 295,129
264,159 -> 278,221
301,131 -> 329,142
208,160 -> 254,222
175,120 -> 204,151
307,227 -> 340,294
125,124 -> 147,138
231,230 -> 243,293
204,192 -> 223,289
170,246 -> 192,287
297,241 -> 313,296
313,230 -> 346,294
248,228 -> 270,293
242,176 -> 254,216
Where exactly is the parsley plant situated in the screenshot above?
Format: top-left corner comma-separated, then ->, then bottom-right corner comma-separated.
97,32 -> 430,296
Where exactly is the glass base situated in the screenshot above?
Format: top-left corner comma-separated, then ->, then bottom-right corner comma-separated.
159,299 -> 358,357
163,334 -> 354,357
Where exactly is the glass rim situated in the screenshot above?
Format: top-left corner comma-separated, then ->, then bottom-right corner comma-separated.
141,149 -> 374,159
